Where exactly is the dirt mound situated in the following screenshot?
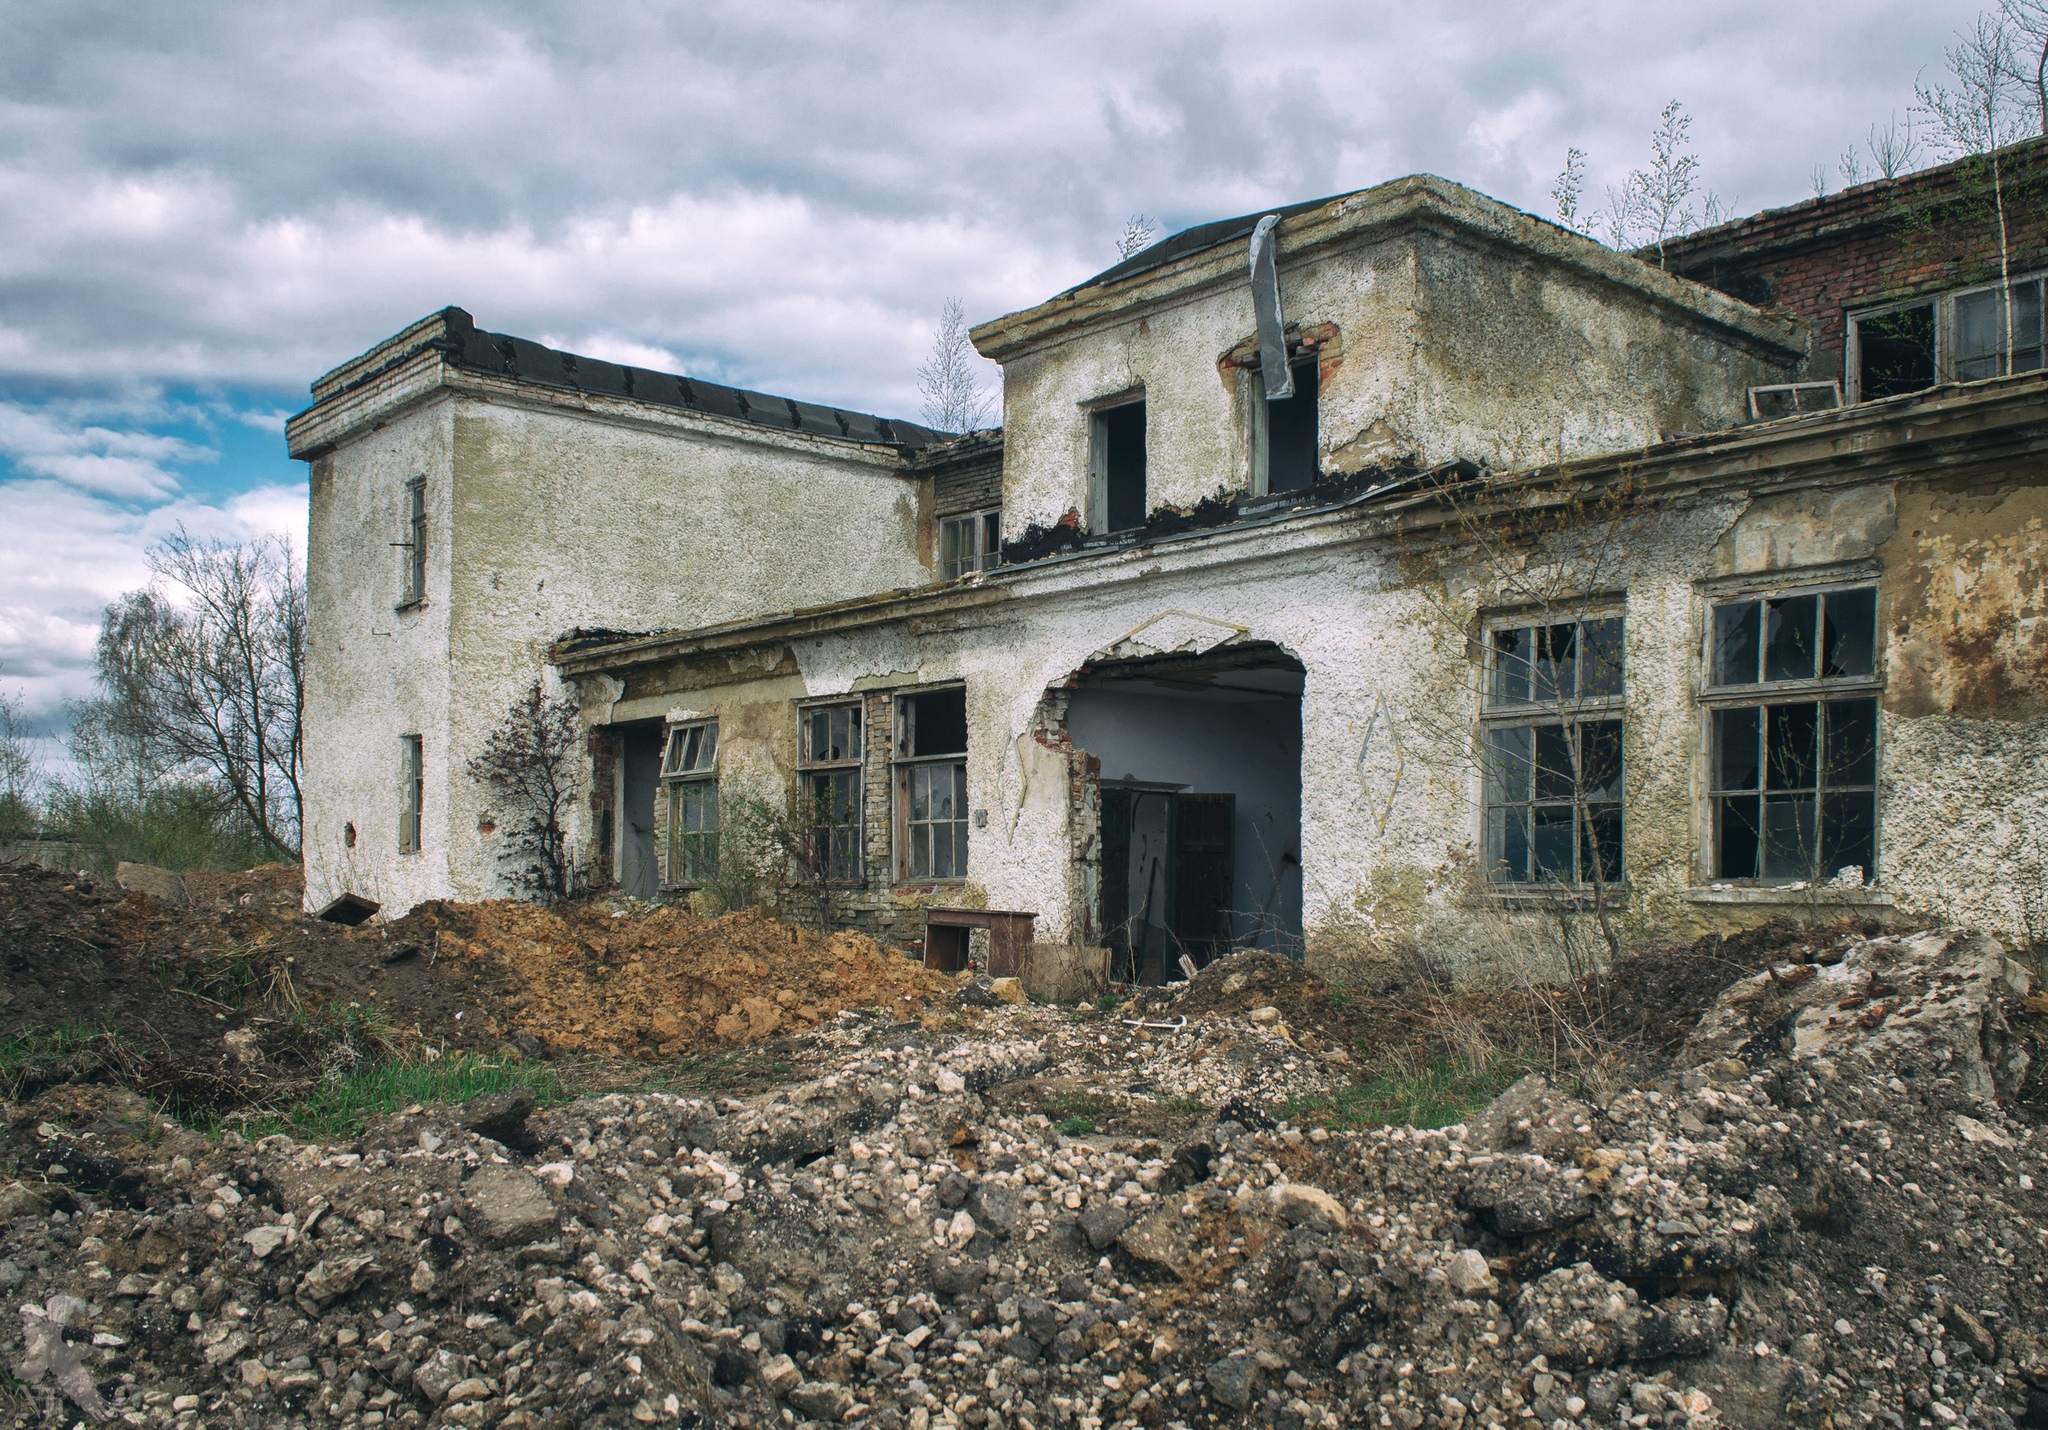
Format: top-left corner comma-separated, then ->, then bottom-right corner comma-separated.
412,899 -> 954,1058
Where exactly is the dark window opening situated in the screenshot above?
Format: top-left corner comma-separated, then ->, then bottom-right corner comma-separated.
1856,304 -> 1935,400
1096,402 -> 1147,533
400,477 -> 427,605
898,688 -> 967,757
1262,359 -> 1320,494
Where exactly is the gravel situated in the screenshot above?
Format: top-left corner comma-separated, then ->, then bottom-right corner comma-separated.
1,928 -> 2043,1429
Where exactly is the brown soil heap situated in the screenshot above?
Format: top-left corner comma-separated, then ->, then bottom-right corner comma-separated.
413,900 -> 951,1057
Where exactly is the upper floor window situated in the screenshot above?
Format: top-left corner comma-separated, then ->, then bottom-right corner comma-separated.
798,703 -> 864,883
1705,584 -> 1879,886
1848,272 -> 2046,401
399,477 -> 427,606
1252,358 -> 1320,495
896,687 -> 968,881
939,508 -> 1000,580
1089,399 -> 1147,534
1480,614 -> 1626,887
662,721 -> 719,886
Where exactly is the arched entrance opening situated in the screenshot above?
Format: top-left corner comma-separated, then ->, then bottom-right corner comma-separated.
1065,639 -> 1304,983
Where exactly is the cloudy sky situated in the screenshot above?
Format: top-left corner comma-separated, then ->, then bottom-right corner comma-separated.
0,0 -> 1987,749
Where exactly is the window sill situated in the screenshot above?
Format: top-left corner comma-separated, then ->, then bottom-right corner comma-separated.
1483,884 -> 1633,910
1684,885 -> 1894,907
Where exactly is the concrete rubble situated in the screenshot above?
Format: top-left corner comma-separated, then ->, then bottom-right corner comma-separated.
2,930 -> 2044,1430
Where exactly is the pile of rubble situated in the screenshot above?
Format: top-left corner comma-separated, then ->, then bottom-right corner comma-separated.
2,928 -> 2044,1429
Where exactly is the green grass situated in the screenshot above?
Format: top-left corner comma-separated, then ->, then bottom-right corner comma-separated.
1095,993 -> 1121,1012
1055,1115 -> 1096,1137
0,1024 -> 129,1098
1285,1051 -> 1534,1131
217,1053 -> 565,1140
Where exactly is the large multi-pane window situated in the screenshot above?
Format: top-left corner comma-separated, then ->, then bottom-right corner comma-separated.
1846,271 -> 2047,401
661,721 -> 719,885
1481,615 -> 1625,886
1706,585 -> 1879,885
896,687 -> 968,881
799,703 -> 864,883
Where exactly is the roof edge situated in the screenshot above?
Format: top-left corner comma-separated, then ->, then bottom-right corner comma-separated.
972,174 -> 1803,363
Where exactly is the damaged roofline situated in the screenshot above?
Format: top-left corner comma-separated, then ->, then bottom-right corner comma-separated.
552,372 -> 2048,681
971,174 -> 1806,364
285,343 -> 925,471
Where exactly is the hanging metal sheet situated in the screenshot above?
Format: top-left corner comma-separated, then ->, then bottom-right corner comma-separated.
1249,214 -> 1293,400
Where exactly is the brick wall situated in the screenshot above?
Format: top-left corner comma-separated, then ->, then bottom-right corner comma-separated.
919,433 -> 1004,516
1658,138 -> 2048,382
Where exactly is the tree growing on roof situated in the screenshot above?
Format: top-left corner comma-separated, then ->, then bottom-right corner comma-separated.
2001,0 -> 2048,133
1918,11 -> 2034,372
1115,213 -> 1156,260
916,297 -> 996,435
468,679 -> 582,902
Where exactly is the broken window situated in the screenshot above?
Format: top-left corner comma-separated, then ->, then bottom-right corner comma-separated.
1851,303 -> 1935,401
662,721 -> 719,885
938,508 -> 1001,581
399,734 -> 423,854
1747,382 -> 1841,422
798,703 -> 864,883
1481,615 -> 1626,886
1253,358 -> 1320,495
1090,400 -> 1147,533
1953,275 -> 2046,380
896,687 -> 968,881
1707,585 -> 1879,885
399,476 -> 427,605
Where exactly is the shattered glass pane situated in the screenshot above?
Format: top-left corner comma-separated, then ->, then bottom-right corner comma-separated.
1579,618 -> 1624,698
1490,627 -> 1531,704
1714,602 -> 1760,686
1486,804 -> 1529,883
1765,595 -> 1818,681
1821,589 -> 1876,678
1533,624 -> 1576,703
1531,806 -> 1575,881
1713,707 -> 1761,792
1716,794 -> 1762,880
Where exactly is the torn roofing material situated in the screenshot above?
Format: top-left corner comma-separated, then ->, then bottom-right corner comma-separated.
306,307 -> 946,451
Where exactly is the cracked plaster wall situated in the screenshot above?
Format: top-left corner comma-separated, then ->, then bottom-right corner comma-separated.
993,226 -> 1799,538
590,466 -> 2048,963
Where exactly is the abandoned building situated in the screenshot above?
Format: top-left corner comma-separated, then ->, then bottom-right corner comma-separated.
288,140 -> 2048,975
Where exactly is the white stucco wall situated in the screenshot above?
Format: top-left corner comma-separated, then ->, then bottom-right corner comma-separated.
299,361 -> 931,915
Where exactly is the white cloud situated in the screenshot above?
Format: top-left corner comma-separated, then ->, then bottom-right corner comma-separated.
0,400 -> 212,499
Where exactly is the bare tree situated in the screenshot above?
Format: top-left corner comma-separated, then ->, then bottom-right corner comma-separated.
1867,113 -> 1923,180
1810,164 -> 1831,201
2002,0 -> 2048,133
93,529 -> 305,859
1116,213 -> 1156,259
1551,148 -> 1589,233
1918,12 -> 2033,371
0,674 -> 40,840
916,297 -> 996,434
1838,146 -> 1868,189
468,679 -> 581,901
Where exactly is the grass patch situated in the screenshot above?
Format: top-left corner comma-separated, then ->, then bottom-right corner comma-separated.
1286,1050 -> 1535,1131
0,1024 -> 131,1099
1040,1090 -> 1106,1122
204,1053 -> 564,1140
1055,1115 -> 1096,1137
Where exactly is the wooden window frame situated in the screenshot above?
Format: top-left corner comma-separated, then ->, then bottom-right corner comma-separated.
797,702 -> 865,886
661,721 -> 719,888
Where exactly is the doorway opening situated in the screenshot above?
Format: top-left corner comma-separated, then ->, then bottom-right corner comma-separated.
615,722 -> 664,900
1065,641 -> 1304,983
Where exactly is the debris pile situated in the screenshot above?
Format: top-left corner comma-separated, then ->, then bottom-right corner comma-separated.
416,901 -> 953,1058
2,926 -> 2042,1428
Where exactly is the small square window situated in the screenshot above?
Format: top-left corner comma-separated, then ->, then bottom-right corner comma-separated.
939,508 -> 1001,580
